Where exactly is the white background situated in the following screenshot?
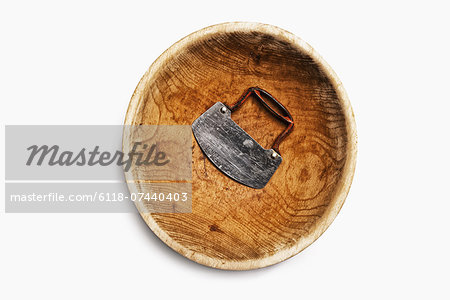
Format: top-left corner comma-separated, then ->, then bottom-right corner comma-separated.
1,1 -> 449,299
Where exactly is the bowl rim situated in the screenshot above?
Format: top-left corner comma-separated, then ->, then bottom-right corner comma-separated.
124,21 -> 357,270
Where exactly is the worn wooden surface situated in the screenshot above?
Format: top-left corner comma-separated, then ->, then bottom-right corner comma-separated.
124,22 -> 357,270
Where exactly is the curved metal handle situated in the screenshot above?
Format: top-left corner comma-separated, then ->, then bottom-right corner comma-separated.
227,87 -> 294,154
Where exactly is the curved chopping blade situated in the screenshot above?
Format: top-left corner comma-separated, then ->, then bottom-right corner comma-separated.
192,102 -> 282,189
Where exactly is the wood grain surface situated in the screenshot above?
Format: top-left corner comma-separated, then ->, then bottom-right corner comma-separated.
124,22 -> 357,270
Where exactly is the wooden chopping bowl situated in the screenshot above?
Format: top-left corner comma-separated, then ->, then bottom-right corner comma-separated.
124,22 -> 357,270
